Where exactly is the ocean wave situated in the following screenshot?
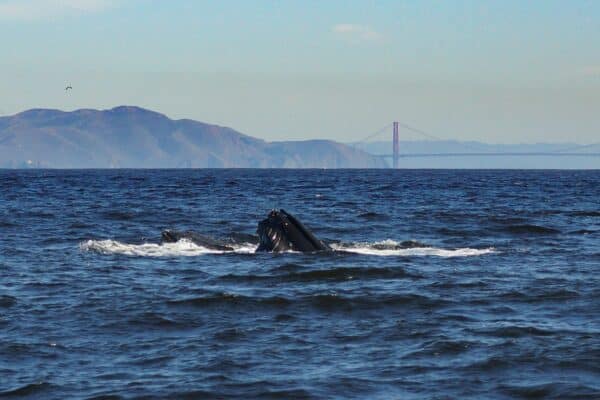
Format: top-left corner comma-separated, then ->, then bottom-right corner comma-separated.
219,266 -> 423,284
167,291 -> 448,311
0,295 -> 16,308
0,382 -> 54,397
167,292 -> 291,308
569,210 -> 600,217
0,220 -> 17,228
357,211 -> 389,221
503,224 -> 560,234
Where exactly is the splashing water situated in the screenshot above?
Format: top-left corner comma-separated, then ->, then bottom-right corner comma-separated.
80,239 -> 256,257
81,238 -> 494,258
331,241 -> 496,257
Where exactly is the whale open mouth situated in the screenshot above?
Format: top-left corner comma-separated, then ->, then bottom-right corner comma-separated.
256,209 -> 331,252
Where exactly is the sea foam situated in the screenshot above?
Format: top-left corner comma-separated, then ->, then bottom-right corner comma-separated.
81,238 -> 494,258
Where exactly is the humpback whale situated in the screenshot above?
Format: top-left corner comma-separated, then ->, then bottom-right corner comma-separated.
161,209 -> 330,253
256,209 -> 330,252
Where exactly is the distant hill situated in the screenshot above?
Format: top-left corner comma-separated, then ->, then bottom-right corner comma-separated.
0,106 -> 386,168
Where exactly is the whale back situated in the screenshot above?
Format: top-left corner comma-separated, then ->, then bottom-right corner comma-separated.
161,229 -> 234,251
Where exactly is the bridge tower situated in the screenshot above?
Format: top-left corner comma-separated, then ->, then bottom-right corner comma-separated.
393,121 -> 399,168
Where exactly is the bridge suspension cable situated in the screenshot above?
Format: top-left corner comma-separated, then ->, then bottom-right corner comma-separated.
395,122 -> 445,141
355,123 -> 393,144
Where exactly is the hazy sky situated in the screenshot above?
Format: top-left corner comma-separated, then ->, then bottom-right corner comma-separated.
1,0 -> 599,143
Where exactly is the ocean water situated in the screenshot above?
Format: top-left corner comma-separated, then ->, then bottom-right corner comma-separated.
0,169 -> 598,399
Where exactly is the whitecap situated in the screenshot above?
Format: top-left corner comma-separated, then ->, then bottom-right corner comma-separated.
331,240 -> 495,258
80,239 -> 255,257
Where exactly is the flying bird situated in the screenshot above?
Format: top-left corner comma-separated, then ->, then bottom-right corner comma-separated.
65,85 -> 72,91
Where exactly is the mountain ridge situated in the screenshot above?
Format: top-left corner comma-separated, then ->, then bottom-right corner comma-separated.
0,106 -> 385,169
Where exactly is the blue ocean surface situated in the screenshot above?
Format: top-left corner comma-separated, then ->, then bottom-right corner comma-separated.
1,169 -> 598,399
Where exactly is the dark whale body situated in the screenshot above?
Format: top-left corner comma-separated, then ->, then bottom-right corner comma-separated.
161,210 -> 329,253
161,230 -> 234,251
256,209 -> 330,252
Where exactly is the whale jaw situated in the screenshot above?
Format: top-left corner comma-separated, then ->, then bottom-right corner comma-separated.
256,209 -> 330,253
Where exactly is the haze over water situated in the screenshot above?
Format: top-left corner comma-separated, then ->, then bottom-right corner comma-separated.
1,169 -> 598,399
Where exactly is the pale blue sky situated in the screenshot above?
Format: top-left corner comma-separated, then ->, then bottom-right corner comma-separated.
1,0 -> 599,143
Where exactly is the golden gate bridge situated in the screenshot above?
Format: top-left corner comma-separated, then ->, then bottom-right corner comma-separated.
355,122 -> 600,168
